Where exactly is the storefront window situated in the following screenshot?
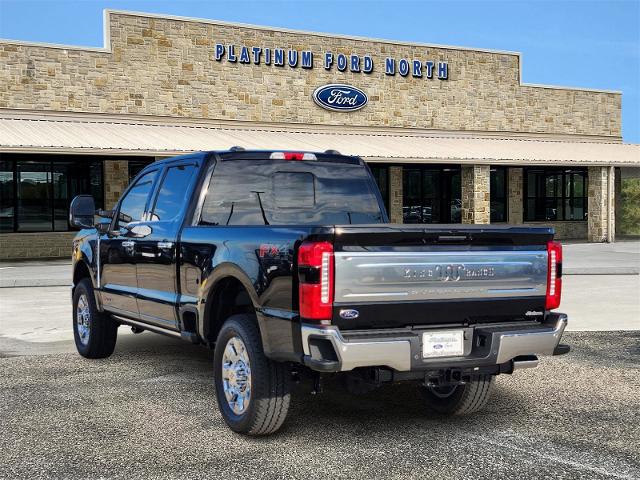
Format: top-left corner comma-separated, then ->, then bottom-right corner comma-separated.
129,159 -> 155,183
490,167 -> 508,223
0,155 -> 105,232
524,168 -> 587,221
0,161 -> 14,232
369,165 -> 389,215
402,166 -> 461,223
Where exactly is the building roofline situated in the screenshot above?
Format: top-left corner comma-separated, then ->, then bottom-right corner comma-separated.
0,9 -> 623,95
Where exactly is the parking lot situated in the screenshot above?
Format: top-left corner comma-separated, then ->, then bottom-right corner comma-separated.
0,241 -> 638,479
0,332 -> 638,479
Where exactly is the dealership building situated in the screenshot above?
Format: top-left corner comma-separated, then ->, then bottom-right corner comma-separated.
0,10 -> 639,259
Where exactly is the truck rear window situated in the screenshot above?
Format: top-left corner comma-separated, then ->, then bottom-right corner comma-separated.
200,160 -> 384,226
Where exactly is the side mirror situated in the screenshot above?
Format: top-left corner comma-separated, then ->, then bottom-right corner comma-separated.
69,195 -> 96,229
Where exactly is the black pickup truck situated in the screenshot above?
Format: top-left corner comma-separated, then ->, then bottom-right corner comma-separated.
69,149 -> 569,435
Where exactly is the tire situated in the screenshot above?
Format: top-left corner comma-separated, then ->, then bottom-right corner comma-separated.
72,278 -> 118,359
421,375 -> 495,415
213,314 -> 290,436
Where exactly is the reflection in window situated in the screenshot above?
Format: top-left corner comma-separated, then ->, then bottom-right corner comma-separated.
402,166 -> 461,224
369,165 -> 389,215
201,160 -> 384,226
17,163 -> 52,232
151,165 -> 196,222
524,168 -> 587,221
490,167 -> 508,223
0,161 -> 14,232
118,170 -> 156,227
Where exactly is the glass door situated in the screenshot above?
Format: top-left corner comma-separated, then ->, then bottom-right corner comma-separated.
402,166 -> 461,224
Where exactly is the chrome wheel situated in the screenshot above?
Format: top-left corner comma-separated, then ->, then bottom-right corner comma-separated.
76,293 -> 91,346
221,336 -> 252,415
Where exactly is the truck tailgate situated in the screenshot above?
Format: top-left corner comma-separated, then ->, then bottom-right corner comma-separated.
331,225 -> 553,330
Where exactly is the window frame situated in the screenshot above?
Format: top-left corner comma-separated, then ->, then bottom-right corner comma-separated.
523,167 -> 588,222
147,161 -> 200,223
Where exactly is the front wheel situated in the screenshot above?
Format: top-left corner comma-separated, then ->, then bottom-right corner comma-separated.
72,278 -> 118,359
213,314 -> 290,435
421,375 -> 495,415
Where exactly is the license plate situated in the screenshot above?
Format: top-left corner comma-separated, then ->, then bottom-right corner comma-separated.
422,330 -> 464,358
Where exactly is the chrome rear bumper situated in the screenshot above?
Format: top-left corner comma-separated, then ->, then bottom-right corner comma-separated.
301,313 -> 568,373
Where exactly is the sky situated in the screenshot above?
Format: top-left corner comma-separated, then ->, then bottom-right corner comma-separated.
0,0 -> 638,142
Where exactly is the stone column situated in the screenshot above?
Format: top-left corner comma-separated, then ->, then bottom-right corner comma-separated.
461,165 -> 490,224
388,166 -> 404,224
587,166 -> 615,242
104,160 -> 129,209
507,167 -> 524,224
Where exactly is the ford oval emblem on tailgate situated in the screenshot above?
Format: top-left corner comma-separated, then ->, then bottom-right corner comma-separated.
339,309 -> 360,320
313,84 -> 368,112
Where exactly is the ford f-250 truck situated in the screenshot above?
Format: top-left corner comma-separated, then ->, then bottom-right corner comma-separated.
69,149 -> 570,435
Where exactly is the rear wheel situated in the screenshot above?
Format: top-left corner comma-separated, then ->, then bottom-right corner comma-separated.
421,375 -> 495,415
213,314 -> 290,435
72,278 -> 118,359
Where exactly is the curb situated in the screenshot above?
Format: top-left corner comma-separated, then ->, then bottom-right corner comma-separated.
563,268 -> 640,275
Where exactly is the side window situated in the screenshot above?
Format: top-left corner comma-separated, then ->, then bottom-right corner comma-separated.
117,170 -> 156,228
200,162 -> 271,226
150,164 -> 197,222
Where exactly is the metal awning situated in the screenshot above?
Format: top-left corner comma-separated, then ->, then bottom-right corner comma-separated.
1,111 -> 638,166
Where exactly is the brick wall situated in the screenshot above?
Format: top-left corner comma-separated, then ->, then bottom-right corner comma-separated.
0,232 -> 75,260
0,11 -> 621,138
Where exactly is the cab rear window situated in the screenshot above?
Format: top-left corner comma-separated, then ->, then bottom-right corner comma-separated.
200,160 -> 384,226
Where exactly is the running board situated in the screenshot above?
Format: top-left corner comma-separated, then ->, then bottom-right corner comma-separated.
111,315 -> 182,339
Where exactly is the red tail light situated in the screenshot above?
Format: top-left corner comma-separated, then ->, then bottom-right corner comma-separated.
298,241 -> 334,321
545,241 -> 562,310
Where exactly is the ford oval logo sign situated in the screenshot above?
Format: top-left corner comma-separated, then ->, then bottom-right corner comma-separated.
339,309 -> 360,320
313,84 -> 368,112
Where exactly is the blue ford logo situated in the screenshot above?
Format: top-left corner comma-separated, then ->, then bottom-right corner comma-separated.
313,84 -> 368,112
339,309 -> 360,320
433,344 -> 444,350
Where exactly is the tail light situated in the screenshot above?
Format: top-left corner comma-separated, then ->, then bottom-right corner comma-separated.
298,241 -> 334,321
545,241 -> 562,310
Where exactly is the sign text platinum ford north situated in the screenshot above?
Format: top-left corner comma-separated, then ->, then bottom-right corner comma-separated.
69,150 -> 569,435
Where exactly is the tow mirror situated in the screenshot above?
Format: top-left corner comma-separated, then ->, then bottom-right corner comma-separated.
69,195 -> 96,229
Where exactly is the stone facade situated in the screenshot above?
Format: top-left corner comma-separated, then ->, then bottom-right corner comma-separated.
0,232 -> 75,259
0,11 -> 626,259
587,166 -> 615,242
388,166 -> 403,223
0,11 -> 621,138
104,160 -> 130,209
507,167 -> 524,224
461,165 -> 490,224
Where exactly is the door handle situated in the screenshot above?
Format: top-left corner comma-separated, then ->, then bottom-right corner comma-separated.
157,241 -> 174,250
121,240 -> 135,248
